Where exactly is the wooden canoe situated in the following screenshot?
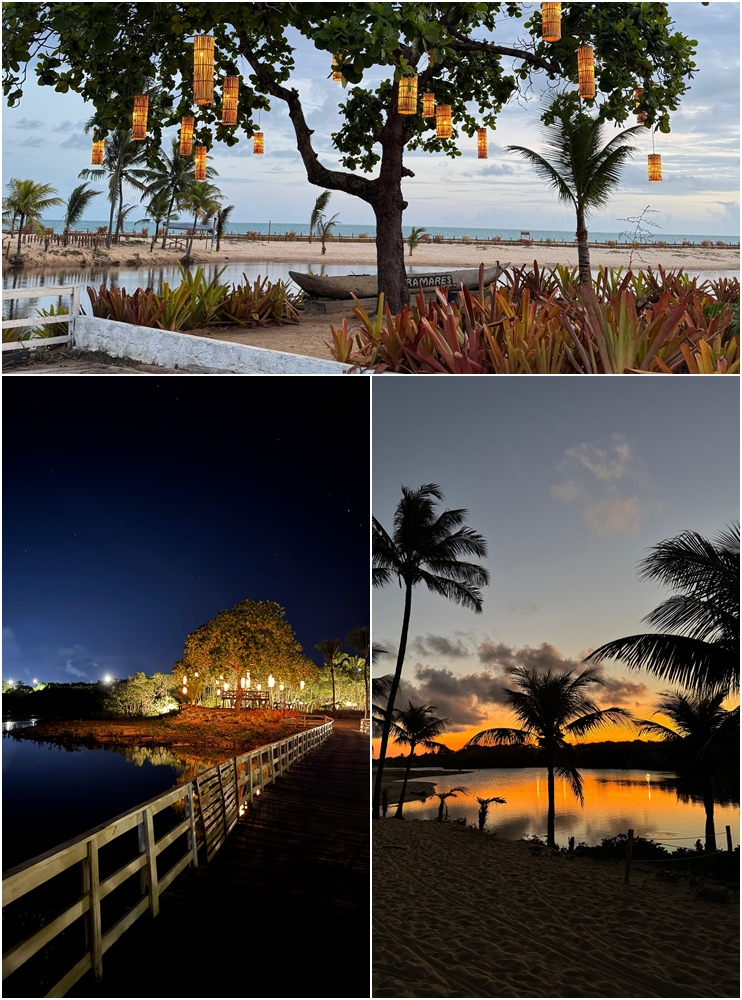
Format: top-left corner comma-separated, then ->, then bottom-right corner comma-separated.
288,263 -> 508,300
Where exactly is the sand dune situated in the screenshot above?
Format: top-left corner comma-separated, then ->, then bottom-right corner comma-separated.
373,820 -> 739,998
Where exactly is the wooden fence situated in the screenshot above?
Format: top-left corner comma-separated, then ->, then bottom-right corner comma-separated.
2,717 -> 333,997
2,285 -> 80,352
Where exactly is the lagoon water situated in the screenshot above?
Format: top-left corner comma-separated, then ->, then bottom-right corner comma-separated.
389,767 -> 740,851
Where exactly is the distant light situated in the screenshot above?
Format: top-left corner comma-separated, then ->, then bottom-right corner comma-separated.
103,675 -> 113,684
33,678 -> 39,685
7,680 -> 13,687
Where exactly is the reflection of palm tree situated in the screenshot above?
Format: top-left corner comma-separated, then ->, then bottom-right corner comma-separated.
434,786 -> 468,822
390,702 -> 450,819
634,690 -> 738,852
372,483 -> 489,819
585,524 -> 739,695
476,795 -> 506,831
315,638 -> 344,710
466,666 -> 631,847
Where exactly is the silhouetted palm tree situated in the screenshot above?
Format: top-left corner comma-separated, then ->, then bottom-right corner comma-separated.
389,702 -> 451,819
476,795 -> 506,831
506,96 -> 643,284
585,523 -> 739,695
634,690 -> 738,852
4,179 -> 63,263
79,130 -> 149,248
372,483 -> 489,818
466,666 -> 631,847
434,786 -> 468,822
315,638 -> 344,710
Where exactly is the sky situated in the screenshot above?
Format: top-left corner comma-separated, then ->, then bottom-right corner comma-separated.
2,2 -> 739,237
372,377 -> 739,750
3,379 -> 370,685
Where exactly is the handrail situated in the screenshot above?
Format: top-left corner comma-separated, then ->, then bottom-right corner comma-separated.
2,284 -> 80,352
2,718 -> 333,996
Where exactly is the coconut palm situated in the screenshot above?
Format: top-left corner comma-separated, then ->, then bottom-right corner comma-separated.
585,523 -> 739,695
634,690 -> 737,852
372,483 -> 489,819
316,212 -> 340,255
347,627 -> 370,718
506,96 -> 644,284
215,204 -> 235,252
476,795 -> 507,831
3,179 -> 63,264
389,703 -> 451,819
79,130 -> 149,248
63,182 -> 101,232
309,190 -> 331,243
466,666 -> 632,847
138,137 -> 218,249
433,786 -> 469,822
139,190 -> 178,251
407,226 -> 427,257
177,180 -> 222,259
314,638 -> 344,710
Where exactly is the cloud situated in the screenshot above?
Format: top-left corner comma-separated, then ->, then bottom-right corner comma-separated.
60,133 -> 93,150
18,136 -> 45,148
559,437 -> 638,482
13,118 -> 44,130
51,119 -> 86,133
507,602 -> 539,617
582,490 -> 643,535
64,660 -> 89,679
478,640 -> 582,675
409,633 -> 470,658
3,627 -> 22,658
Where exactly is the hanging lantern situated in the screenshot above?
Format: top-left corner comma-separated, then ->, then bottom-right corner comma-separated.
577,46 -> 595,100
179,116 -> 195,156
332,54 -> 342,82
398,75 -> 418,115
222,76 -> 240,125
422,92 -> 436,118
634,88 -> 647,124
253,131 -> 264,155
648,153 -> 662,182
477,127 -> 488,159
194,145 -> 207,180
436,104 -> 452,139
193,34 -> 215,105
91,138 -> 104,165
541,3 -> 561,42
131,94 -> 149,140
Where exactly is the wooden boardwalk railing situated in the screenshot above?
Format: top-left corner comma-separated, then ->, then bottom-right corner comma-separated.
2,718 -> 333,997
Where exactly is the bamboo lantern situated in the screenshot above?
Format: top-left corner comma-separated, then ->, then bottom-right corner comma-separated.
91,138 -> 105,165
332,54 -> 342,82
541,3 -> 561,43
179,116 -> 195,156
253,131 -> 264,155
422,92 -> 436,117
477,127 -> 488,159
577,45 -> 595,100
194,145 -> 207,180
398,75 -> 418,114
222,76 -> 239,125
648,153 -> 662,182
634,88 -> 647,124
436,104 -> 452,139
131,94 -> 149,140
193,34 -> 215,105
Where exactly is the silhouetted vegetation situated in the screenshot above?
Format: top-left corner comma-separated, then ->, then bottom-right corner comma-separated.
2,682 -> 109,720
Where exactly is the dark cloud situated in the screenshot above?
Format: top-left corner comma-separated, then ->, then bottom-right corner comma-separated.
410,633 -> 470,658
384,663 -> 512,731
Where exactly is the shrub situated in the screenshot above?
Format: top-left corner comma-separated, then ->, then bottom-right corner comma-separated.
701,239 -> 713,247
461,234 -> 471,243
104,672 -> 178,717
433,234 -> 443,243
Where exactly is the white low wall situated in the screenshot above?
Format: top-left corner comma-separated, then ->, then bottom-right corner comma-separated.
73,316 -> 361,375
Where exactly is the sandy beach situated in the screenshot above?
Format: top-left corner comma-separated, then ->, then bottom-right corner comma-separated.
373,821 -> 739,998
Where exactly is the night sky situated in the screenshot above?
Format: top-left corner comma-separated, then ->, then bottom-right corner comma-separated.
3,378 -> 369,683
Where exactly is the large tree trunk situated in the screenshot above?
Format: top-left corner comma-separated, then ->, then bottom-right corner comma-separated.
546,761 -> 556,847
372,582 -> 412,819
372,106 -> 410,314
395,746 -> 416,819
703,774 -> 716,852
576,208 -> 590,286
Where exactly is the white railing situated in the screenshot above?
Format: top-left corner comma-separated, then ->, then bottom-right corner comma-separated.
360,718 -> 371,734
2,718 -> 333,997
2,285 -> 80,352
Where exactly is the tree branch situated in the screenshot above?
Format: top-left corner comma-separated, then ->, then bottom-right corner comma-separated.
446,29 -> 561,76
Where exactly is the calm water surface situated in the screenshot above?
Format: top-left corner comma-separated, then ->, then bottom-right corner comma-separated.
390,767 -> 740,851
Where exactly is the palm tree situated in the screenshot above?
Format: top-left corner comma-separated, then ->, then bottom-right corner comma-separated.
634,690 -> 737,852
309,190 -> 331,243
505,96 -> 644,284
3,179 -> 63,264
407,226 -> 427,257
389,702 -> 451,819
315,638 -> 344,710
79,130 -> 149,248
139,190 -> 178,251
177,180 -> 222,259
466,666 -> 632,847
215,204 -> 235,252
476,795 -> 506,831
316,212 -> 340,255
346,627 -> 370,718
138,137 -> 217,249
433,786 -> 468,822
63,182 -> 101,234
585,523 -> 739,695
372,484 -> 489,819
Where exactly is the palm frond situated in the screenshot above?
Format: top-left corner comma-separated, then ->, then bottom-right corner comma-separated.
585,633 -> 736,694
464,727 -> 532,747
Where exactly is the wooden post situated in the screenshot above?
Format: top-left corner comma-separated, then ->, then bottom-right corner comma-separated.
143,807 -> 159,917
624,828 -> 634,885
70,284 -> 80,341
247,752 -> 254,803
138,819 -> 148,897
726,825 -> 733,853
87,840 -> 103,980
186,784 -> 198,868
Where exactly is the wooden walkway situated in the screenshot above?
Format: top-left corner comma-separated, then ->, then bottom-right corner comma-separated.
67,721 -> 369,998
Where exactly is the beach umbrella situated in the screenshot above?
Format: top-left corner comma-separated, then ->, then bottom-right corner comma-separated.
179,116 -> 194,155
253,132 -> 264,155
422,92 -> 436,118
648,153 -> 662,181
634,88 -> 647,124
477,127 -> 488,159
222,76 -> 240,125
131,94 -> 149,140
193,34 -> 215,105
194,144 -> 207,180
577,45 -> 595,100
436,104 -> 452,139
91,138 -> 104,165
332,54 -> 342,82
541,3 -> 561,43
398,75 -> 418,114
